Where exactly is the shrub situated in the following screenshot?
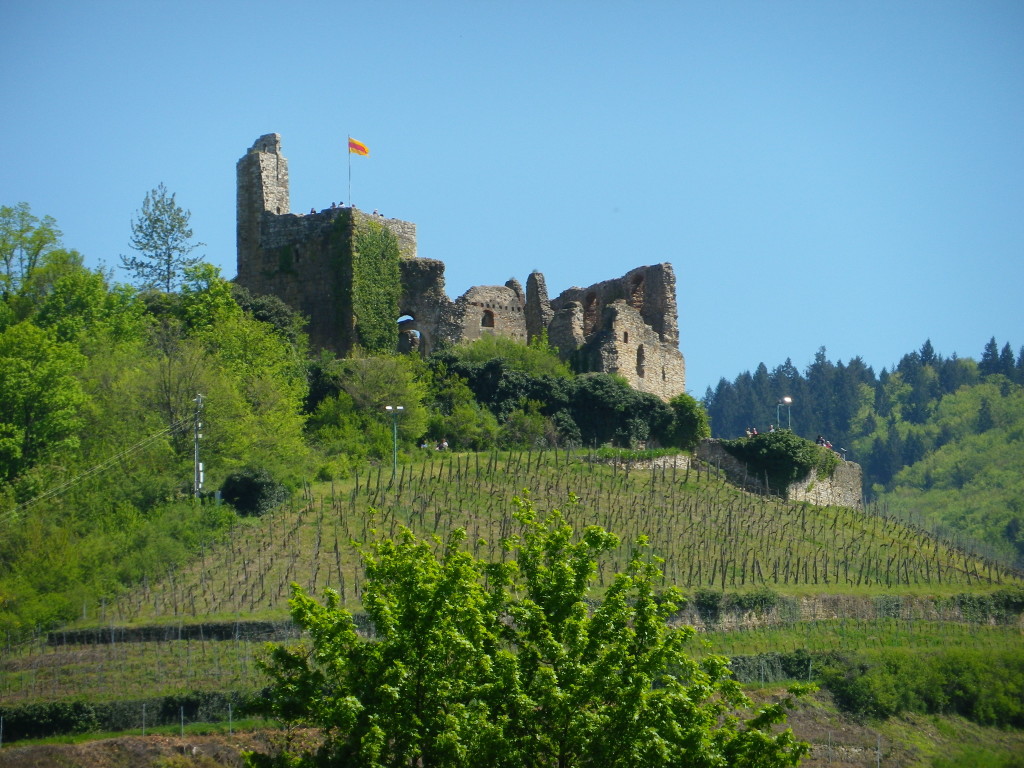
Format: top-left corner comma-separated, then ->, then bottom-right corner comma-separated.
726,586 -> 781,615
820,648 -> 1024,726
720,431 -> 835,493
666,392 -> 711,450
220,467 -> 290,516
692,588 -> 724,624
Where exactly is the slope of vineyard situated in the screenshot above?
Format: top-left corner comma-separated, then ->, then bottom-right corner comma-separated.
4,449 -> 1019,700
2,448 -> 1022,768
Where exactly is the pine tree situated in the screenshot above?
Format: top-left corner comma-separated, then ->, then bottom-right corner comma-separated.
979,337 -> 1000,377
120,183 -> 205,292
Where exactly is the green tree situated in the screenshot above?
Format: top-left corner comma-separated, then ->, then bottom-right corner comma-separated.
665,391 -> 711,450
250,497 -> 809,768
32,261 -> 147,348
980,337 -> 1001,377
0,322 -> 84,485
0,203 -> 63,300
120,183 -> 205,292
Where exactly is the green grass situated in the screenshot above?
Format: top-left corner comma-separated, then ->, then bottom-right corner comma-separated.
688,618 -> 1023,659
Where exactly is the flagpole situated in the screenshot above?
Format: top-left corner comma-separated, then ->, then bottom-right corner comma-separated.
347,135 -> 352,207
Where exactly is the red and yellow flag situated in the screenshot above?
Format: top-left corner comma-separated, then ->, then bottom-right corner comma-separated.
348,137 -> 369,156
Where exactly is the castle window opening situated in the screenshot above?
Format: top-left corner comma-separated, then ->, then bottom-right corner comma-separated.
481,309 -> 495,328
636,344 -> 646,378
623,331 -> 629,343
397,314 -> 422,355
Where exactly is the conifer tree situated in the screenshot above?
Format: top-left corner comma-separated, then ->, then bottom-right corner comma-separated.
120,183 -> 205,292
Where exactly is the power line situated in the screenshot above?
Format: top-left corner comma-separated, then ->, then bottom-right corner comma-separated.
0,414 -> 196,526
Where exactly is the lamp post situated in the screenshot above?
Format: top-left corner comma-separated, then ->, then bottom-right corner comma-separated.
776,396 -> 793,431
385,405 -> 404,481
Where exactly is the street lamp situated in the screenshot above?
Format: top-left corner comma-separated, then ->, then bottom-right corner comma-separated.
776,396 -> 793,431
385,405 -> 404,481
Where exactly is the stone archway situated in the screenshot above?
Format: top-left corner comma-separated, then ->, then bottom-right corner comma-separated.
397,314 -> 426,355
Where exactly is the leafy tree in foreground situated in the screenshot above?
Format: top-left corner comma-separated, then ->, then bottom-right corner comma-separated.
248,497 -> 809,768
120,183 -> 205,292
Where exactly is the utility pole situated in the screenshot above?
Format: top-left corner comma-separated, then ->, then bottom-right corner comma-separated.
384,405 -> 404,482
193,394 -> 204,498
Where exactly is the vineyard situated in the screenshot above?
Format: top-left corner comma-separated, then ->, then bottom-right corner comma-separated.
2,448 -> 1022,760
104,449 -> 1017,625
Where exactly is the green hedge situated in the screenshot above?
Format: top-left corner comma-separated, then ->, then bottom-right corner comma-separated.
819,647 -> 1024,726
0,691 -> 255,742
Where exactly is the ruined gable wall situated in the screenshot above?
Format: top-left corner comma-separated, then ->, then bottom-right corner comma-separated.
452,285 -> 528,344
399,257 -> 454,354
545,263 -> 686,398
236,134 -> 289,285
525,271 -> 554,344
550,263 -> 679,345
589,301 -> 686,400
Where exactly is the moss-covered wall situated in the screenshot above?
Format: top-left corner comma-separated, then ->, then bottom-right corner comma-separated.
345,217 -> 401,354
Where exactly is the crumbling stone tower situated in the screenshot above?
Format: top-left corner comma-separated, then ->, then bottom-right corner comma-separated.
236,134 -> 415,353
235,133 -> 686,400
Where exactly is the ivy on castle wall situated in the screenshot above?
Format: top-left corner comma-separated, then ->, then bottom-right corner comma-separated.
343,217 -> 401,354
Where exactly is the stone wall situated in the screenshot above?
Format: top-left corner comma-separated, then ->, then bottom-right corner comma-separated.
695,438 -> 863,508
235,133 -> 688,399
452,284 -> 528,344
584,300 -> 687,400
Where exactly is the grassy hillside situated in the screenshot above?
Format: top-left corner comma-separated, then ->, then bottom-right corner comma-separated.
106,449 -> 1018,625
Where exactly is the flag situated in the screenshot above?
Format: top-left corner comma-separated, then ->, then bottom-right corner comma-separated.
348,137 -> 369,156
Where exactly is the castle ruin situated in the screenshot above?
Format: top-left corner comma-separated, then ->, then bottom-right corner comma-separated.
235,134 -> 687,400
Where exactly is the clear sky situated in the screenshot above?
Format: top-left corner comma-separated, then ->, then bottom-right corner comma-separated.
3,1 -> 1022,397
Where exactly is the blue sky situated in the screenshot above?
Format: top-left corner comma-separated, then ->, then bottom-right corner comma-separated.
3,1 -> 1022,397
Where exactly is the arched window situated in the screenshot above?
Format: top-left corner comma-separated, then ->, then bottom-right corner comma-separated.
397,314 -> 422,354
481,309 -> 495,328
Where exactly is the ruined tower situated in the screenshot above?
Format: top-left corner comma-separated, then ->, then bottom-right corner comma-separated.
234,134 -> 686,399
